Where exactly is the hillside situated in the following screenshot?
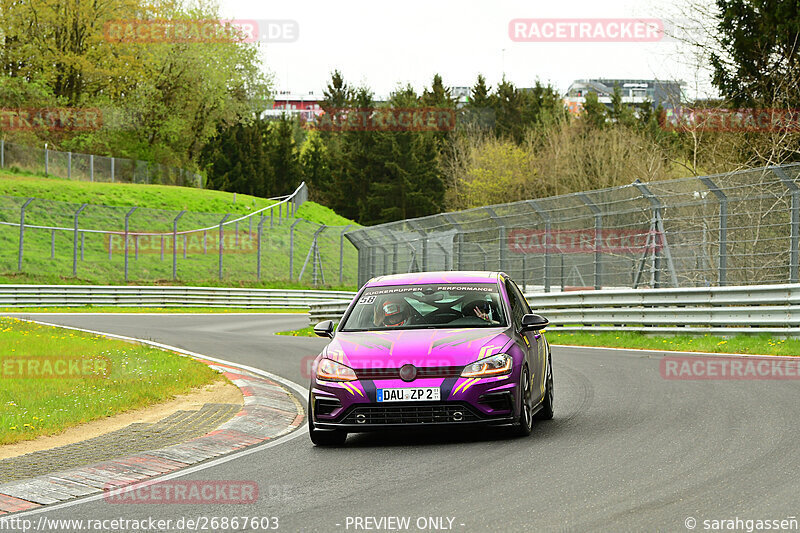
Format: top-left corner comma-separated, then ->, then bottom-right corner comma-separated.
0,171 -> 359,289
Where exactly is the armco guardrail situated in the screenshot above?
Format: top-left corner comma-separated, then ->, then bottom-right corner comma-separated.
307,284 -> 800,335
0,285 -> 357,309
528,284 -> 800,336
309,300 -> 354,324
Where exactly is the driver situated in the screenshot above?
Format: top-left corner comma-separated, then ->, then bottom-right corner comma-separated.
465,297 -> 499,324
373,296 -> 410,327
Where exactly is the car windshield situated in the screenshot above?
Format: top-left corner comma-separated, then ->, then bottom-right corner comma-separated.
340,283 -> 507,331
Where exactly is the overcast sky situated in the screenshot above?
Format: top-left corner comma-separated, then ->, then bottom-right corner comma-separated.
219,0 -> 717,100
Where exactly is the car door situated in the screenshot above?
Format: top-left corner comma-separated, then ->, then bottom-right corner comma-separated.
505,278 -> 546,399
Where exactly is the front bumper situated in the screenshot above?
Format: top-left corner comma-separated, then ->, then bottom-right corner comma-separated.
313,400 -> 515,431
310,374 -> 519,432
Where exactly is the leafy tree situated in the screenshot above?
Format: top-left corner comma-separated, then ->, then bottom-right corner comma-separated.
608,85 -> 636,127
710,0 -> 800,107
582,92 -> 607,129
269,115 -> 303,195
300,131 -> 330,202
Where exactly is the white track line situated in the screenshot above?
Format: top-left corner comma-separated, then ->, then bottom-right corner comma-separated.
553,343 -> 798,360
7,318 -> 310,518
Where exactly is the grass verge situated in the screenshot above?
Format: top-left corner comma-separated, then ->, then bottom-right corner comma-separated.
275,325 -> 316,337
0,172 -> 360,287
0,317 -> 223,445
548,331 -> 798,356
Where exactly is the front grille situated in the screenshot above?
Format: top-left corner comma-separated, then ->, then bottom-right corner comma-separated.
355,366 -> 463,380
341,403 -> 481,425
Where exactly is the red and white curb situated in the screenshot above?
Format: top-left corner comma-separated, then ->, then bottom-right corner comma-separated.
0,320 -> 307,515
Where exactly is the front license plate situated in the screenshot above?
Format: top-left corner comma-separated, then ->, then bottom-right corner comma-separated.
377,387 -> 441,402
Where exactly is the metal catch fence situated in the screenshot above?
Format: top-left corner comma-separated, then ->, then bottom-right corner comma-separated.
0,140 -> 203,187
0,182 -> 358,286
346,163 -> 800,290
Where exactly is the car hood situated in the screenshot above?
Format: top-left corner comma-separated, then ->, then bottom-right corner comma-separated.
325,328 -> 514,369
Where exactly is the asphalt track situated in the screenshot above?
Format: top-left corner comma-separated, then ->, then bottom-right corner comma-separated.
7,314 -> 800,532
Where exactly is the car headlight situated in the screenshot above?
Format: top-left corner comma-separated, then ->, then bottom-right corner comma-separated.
461,353 -> 513,378
317,358 -> 357,381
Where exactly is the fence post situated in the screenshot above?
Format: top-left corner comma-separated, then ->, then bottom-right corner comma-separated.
484,207 -> 505,273
160,236 -> 164,261
633,179 -> 679,288
173,211 -> 186,281
183,235 -> 187,259
278,202 -> 282,224
218,214 -> 230,281
442,214 -> 464,271
203,231 -> 207,254
408,221 -> 428,272
17,198 -> 34,271
339,225 -> 352,284
578,193 -> 602,289
1,139 -> 4,168
270,207 -> 274,229
289,219 -> 301,280
80,232 -> 85,261
44,146 -> 48,176
68,152 -> 72,180
257,216 -> 265,281
72,203 -> 87,276
699,177 -> 728,286
772,167 -> 800,283
527,200 -> 551,292
111,157 -> 115,183
51,229 -> 55,258
124,207 -> 137,282
90,155 -> 94,182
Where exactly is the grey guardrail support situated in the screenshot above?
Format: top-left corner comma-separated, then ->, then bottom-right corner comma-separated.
124,207 -> 137,282
18,198 -> 34,271
772,166 -> 800,283
218,214 -> 230,281
632,179 -> 679,288
526,200 -> 551,293
699,176 -> 728,286
577,193 -> 602,289
172,210 -> 186,281
339,225 -> 352,284
72,203 -> 87,277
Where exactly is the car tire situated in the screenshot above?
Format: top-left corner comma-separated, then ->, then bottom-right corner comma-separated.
535,354 -> 554,421
308,393 -> 347,446
513,366 -> 534,437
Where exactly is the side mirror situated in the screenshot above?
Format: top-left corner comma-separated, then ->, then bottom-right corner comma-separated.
521,313 -> 549,332
313,320 -> 335,339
